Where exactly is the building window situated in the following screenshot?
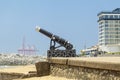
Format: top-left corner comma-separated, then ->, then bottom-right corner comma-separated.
116,32 -> 118,34
116,36 -> 118,38
115,28 -> 119,30
105,28 -> 109,30
105,43 -> 108,45
105,35 -> 108,38
105,21 -> 108,23
114,15 -> 118,18
105,32 -> 109,34
110,15 -> 113,19
105,24 -> 108,27
119,15 -> 120,19
115,25 -> 118,27
105,15 -> 108,18
115,20 -> 118,23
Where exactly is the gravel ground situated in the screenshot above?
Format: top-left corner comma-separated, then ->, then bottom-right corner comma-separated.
15,76 -> 73,80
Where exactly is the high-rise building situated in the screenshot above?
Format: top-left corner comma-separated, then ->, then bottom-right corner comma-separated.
98,8 -> 120,52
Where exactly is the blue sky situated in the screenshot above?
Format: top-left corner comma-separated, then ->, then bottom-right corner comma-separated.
0,0 -> 120,55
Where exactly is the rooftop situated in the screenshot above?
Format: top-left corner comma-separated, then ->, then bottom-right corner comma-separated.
98,8 -> 120,16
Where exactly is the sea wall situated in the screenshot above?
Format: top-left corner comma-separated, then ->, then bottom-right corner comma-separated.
48,58 -> 120,80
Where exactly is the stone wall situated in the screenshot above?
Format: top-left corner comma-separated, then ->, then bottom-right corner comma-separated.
0,72 -> 24,80
0,72 -> 36,80
50,64 -> 120,80
49,58 -> 120,80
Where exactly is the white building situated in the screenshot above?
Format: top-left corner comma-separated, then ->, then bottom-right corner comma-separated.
98,8 -> 120,52
81,45 -> 99,56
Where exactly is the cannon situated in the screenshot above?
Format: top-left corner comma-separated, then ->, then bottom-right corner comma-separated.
36,26 -> 76,57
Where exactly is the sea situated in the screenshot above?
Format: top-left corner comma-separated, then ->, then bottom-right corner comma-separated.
0,65 -> 16,69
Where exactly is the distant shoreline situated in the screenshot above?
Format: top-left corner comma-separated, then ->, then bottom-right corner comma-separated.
0,54 -> 46,65
0,65 -> 18,69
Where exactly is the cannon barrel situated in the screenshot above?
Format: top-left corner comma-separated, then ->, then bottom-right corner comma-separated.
36,26 -> 73,50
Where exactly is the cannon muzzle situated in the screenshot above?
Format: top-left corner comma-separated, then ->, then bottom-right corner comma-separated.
36,26 -> 53,39
35,26 -> 41,32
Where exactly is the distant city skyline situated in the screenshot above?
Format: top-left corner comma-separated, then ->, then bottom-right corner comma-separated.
0,0 -> 120,55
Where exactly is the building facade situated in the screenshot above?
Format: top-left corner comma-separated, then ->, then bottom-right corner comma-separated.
98,8 -> 120,52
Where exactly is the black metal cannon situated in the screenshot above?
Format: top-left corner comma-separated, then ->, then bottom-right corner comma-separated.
36,26 -> 76,57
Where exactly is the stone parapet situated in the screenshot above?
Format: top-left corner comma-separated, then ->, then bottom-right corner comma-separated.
49,57 -> 120,71
48,58 -> 68,65
68,59 -> 120,71
35,61 -> 50,76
